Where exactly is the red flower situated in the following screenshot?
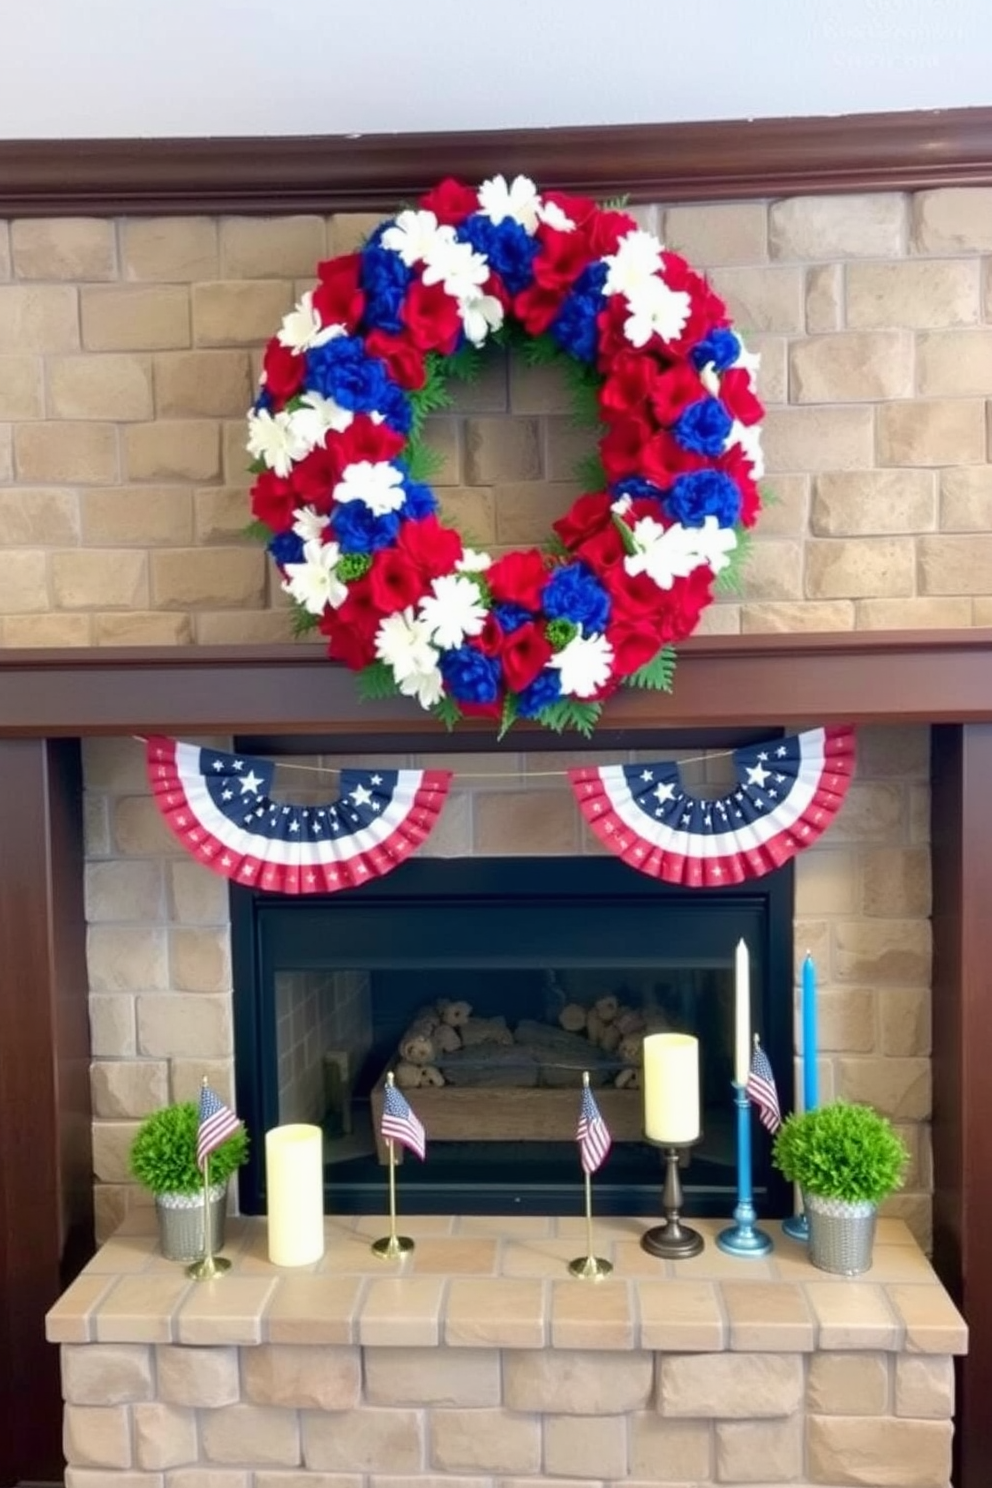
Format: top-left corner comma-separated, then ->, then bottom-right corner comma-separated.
261,339 -> 304,404
606,622 -> 665,678
500,621 -> 553,692
475,614 -> 505,658
419,177 -> 480,225
364,330 -> 426,390
600,416 -> 654,482
719,367 -> 764,427
398,515 -> 463,579
459,699 -> 504,720
576,522 -> 626,573
595,297 -> 634,369
660,253 -> 729,353
251,470 -> 297,532
532,228 -> 596,292
599,352 -> 657,418
319,574 -> 380,668
368,548 -> 428,615
539,190 -> 598,229
401,279 -> 462,353
650,364 -> 711,425
640,430 -> 707,487
313,253 -> 365,331
553,491 -> 613,551
334,415 -> 406,469
587,209 -> 639,257
290,445 -> 345,509
487,548 -> 550,609
514,280 -> 566,337
719,446 -> 762,527
605,569 -> 669,625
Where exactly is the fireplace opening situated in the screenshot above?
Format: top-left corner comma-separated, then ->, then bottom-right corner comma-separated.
232,856 -> 793,1217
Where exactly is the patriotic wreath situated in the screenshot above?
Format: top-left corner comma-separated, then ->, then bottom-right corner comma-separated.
246,175 -> 765,737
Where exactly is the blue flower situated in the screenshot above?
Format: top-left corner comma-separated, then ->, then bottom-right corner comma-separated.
517,669 -> 563,717
494,603 -> 532,634
542,562 -> 611,634
305,336 -> 392,414
456,214 -> 539,296
665,470 -> 741,529
267,530 -> 304,566
253,388 -> 274,414
399,481 -> 438,520
549,261 -> 609,364
439,646 -> 502,705
672,397 -> 734,455
612,476 -> 666,504
360,243 -> 412,334
377,380 -> 414,436
690,328 -> 741,373
330,502 -> 401,554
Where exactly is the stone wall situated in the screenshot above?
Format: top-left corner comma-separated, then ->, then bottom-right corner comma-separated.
1,191 -> 992,645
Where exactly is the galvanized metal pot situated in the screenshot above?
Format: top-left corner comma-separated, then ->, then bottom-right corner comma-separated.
155,1184 -> 228,1263
804,1190 -> 877,1275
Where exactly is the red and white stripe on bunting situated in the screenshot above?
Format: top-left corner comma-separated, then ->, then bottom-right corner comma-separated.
568,726 -> 855,887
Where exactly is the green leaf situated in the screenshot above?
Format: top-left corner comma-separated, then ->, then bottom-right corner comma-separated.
535,698 -> 603,739
356,661 -> 400,701
599,193 -> 631,211
432,695 -> 463,731
574,452 -> 608,492
408,352 -> 454,440
446,343 -> 483,382
611,511 -> 640,557
290,605 -> 321,638
523,333 -> 564,366
404,439 -> 446,483
242,518 -> 272,544
543,532 -> 572,560
497,692 -> 519,741
248,456 -> 267,475
627,645 -> 677,692
715,525 -> 752,595
759,481 -> 780,508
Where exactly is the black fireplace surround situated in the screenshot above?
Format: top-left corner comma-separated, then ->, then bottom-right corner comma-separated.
232,855 -> 793,1218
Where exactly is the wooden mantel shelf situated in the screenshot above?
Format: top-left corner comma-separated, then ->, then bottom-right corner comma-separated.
0,629 -> 990,739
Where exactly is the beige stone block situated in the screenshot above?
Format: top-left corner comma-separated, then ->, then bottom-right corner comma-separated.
791,330 -> 913,402
805,1281 -> 901,1350
663,201 -> 767,266
492,480 -> 580,544
124,420 -> 220,482
91,1119 -> 142,1182
739,539 -> 803,600
194,486 -> 256,544
795,850 -> 859,915
859,846 -> 931,917
89,994 -> 136,1059
719,1281 -> 814,1351
806,263 -> 844,332
0,549 -> 48,613
87,924 -> 168,992
857,595 -> 973,629
193,281 -> 294,347
976,597 -> 992,624
50,354 -> 155,421
0,284 -> 78,351
919,533 -> 992,595
169,861 -> 230,925
434,485 -> 495,545
137,993 -> 233,1058
708,265 -> 804,332
202,1404 -> 300,1467
474,789 -> 578,855
301,1408 -> 421,1472
508,357 -> 574,414
420,415 -> 461,484
194,610 -> 304,645
912,187 -> 992,252
61,1343 -> 153,1405
0,422 -> 10,480
834,915 -> 931,984
133,1402 -> 197,1470
91,1185 -> 134,1245
446,350 -> 508,414
167,1474 -> 251,1488
89,739 -> 160,801
81,486 -> 193,547
430,1409 -> 539,1475
762,406 -> 874,472
91,1060 -> 168,1119
12,218 -> 116,280
327,212 -> 389,255
94,612 -> 193,646
771,193 -> 907,259
878,988 -> 932,1058
940,467 -> 992,531
63,1404 -> 132,1468
817,988 -> 876,1053
806,538 -> 915,599
0,223 -> 9,280
2,612 -> 91,646
15,422 -> 118,484
151,548 -> 265,608
360,1275 -> 444,1347
916,327 -> 992,396
364,1346 -> 499,1406
81,286 -> 190,352
52,550 -> 148,610
441,1277 -> 540,1349
220,216 -> 325,278
693,601 -> 740,634
155,1344 -> 239,1407
544,1413 -> 626,1478
836,1056 -> 931,1119
877,399 -> 986,466
168,927 -> 231,994
749,332 -> 787,404
154,351 -> 252,418
808,1412 -> 951,1487
242,1343 -> 359,1409
658,1352 -> 801,1419
742,599 -> 852,633
629,1414 -> 711,1481
807,1351 -> 890,1415
756,474 -> 807,537
0,355 -> 44,418
170,1058 -> 234,1106
895,1354 -> 955,1418
464,416 -> 541,483
123,217 -> 218,282
66,1474 -> 161,1488
0,486 -> 79,544
221,419 -> 254,487
503,1349 -> 650,1414
888,1280 -> 967,1353
848,258 -> 980,327
715,1415 -> 801,1483
812,470 -> 935,537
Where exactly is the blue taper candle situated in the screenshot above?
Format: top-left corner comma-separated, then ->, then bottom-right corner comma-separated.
802,953 -> 819,1112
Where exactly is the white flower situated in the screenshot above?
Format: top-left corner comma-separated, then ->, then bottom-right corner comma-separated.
624,515 -> 737,589
277,290 -> 345,354
246,409 -> 310,477
611,494 -> 633,517
333,461 -> 406,517
602,229 -> 665,298
292,506 -> 330,542
421,230 -> 490,301
287,391 -> 354,453
549,633 -> 615,699
726,419 -> 765,480
733,342 -> 762,389
282,539 -> 347,614
622,275 -> 692,349
419,574 -> 488,649
456,548 -> 492,573
698,363 -> 721,397
460,291 -> 504,347
536,198 -> 575,233
380,208 -> 443,266
398,666 -> 445,710
375,608 -> 438,684
691,515 -> 738,575
478,174 -> 542,233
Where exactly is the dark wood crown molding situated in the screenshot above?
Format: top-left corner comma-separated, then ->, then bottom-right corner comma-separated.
2,107 -> 992,217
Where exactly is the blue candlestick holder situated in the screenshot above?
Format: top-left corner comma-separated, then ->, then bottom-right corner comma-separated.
716,1082 -> 773,1257
782,1209 -> 809,1242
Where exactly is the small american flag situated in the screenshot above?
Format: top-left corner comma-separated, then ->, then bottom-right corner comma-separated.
382,1079 -> 426,1161
746,1041 -> 782,1134
577,1081 -> 612,1175
196,1085 -> 241,1171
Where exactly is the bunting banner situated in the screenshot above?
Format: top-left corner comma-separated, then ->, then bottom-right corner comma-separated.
568,725 -> 855,887
146,736 -> 452,895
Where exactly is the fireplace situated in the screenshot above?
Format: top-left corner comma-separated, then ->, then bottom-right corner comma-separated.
231,854 -> 793,1216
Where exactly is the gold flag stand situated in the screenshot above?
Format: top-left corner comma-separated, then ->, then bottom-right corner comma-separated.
187,1078 -> 232,1281
372,1075 -> 415,1260
568,1072 -> 613,1281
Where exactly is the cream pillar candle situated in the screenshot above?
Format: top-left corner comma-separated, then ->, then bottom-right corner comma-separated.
265,1123 -> 325,1267
734,938 -> 751,1087
643,1033 -> 700,1144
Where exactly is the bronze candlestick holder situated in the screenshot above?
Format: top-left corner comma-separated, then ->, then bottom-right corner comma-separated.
640,1135 -> 705,1259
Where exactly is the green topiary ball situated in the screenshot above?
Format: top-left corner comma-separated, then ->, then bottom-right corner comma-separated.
129,1101 -> 249,1197
772,1100 -> 908,1207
